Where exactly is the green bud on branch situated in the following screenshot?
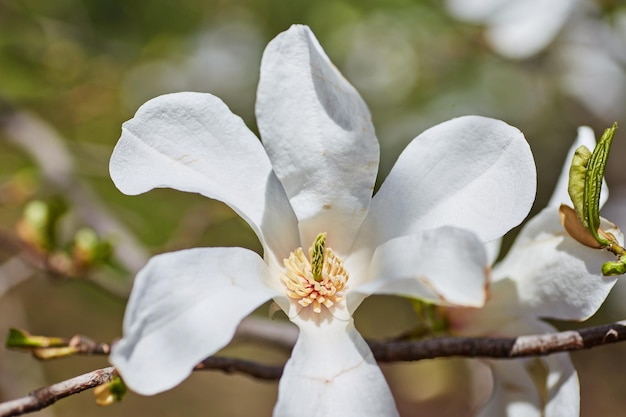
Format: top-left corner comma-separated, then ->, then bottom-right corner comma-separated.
6,328 -> 66,349
602,259 -> 626,276
562,123 -> 626,276
583,123 -> 618,246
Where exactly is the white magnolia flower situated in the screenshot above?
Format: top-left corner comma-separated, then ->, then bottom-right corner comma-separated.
108,24 -> 536,416
445,0 -> 576,59
447,126 -> 623,417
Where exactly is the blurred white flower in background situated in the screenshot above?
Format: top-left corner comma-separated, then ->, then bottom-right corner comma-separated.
445,0 -> 626,121
446,0 -> 575,59
558,9 -> 626,120
446,0 -> 576,59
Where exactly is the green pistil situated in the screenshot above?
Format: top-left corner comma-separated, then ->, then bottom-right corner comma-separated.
309,233 -> 326,282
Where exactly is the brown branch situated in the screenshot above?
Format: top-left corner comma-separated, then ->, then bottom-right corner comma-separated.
9,321 -> 626,361
0,367 -> 115,417
194,357 -> 282,380
370,320 -> 626,362
2,321 -> 626,417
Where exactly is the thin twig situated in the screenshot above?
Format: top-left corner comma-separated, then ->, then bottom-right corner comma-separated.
10,321 -> 626,361
2,321 -> 626,417
0,367 -> 115,417
370,320 -> 626,361
194,357 -> 282,380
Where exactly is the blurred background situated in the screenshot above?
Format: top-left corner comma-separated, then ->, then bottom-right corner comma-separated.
0,0 -> 625,416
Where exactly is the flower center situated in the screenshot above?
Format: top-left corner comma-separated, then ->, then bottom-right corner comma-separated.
280,233 -> 349,313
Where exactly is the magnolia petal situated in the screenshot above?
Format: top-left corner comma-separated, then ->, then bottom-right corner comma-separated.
274,319 -> 398,417
484,238 -> 503,266
477,360 -> 542,417
446,278 -> 521,337
353,227 -> 488,309
363,116 -> 535,249
543,353 -> 580,417
110,247 -> 279,395
493,207 -> 622,320
471,318 -> 579,417
503,319 -> 580,417
110,92 -> 299,261
548,126 -> 608,209
476,353 -> 578,417
256,24 -> 379,254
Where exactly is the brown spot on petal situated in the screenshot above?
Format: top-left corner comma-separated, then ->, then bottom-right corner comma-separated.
559,204 -> 603,248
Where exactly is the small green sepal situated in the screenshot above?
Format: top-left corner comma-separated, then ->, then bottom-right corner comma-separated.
568,145 -> 592,222
6,328 -> 66,349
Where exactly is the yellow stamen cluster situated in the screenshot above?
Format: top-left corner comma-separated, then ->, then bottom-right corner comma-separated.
280,235 -> 348,313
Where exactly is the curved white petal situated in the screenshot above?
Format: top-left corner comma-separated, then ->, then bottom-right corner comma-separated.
447,279 -> 521,336
477,360 -> 542,417
110,92 -> 299,261
363,116 -> 536,248
110,247 -> 279,395
493,207 -> 622,320
548,126 -> 608,208
352,227 -> 488,309
495,321 -> 580,417
543,352 -> 580,417
256,25 -> 379,255
473,320 -> 579,417
477,354 -> 578,417
484,238 -> 503,266
274,319 -> 398,417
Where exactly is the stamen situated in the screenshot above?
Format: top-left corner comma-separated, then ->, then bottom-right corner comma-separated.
280,233 -> 348,313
